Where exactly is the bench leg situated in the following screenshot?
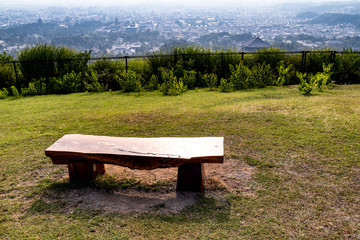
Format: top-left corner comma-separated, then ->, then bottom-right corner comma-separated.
176,163 -> 205,192
68,162 -> 106,182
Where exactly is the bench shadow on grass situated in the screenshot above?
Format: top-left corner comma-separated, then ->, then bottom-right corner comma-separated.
28,176 -> 231,223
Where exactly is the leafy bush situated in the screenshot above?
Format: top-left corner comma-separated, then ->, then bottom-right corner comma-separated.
298,63 -> 334,95
146,53 -> 173,82
117,70 -> 142,92
202,73 -> 218,90
144,74 -> 158,91
60,71 -> 82,94
313,63 -> 334,91
21,82 -> 38,96
83,69 -> 107,92
276,61 -> 293,86
11,86 -> 20,98
229,62 -> 251,90
48,71 -> 82,94
181,70 -> 197,89
148,47 -> 242,85
0,88 -> 9,99
297,72 -> 314,96
20,78 -> 47,96
333,49 -> 360,84
0,53 -> 16,89
219,78 -> 234,92
158,68 -> 187,96
248,63 -> 276,88
89,59 -> 124,90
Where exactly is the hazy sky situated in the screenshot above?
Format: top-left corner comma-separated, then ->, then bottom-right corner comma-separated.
0,0 -> 353,8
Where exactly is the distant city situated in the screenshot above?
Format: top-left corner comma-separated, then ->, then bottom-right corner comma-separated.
1,1 -> 360,57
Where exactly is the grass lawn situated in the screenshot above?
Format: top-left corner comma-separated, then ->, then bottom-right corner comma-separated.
0,85 -> 359,239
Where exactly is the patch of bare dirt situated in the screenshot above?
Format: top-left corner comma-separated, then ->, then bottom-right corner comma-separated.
44,158 -> 254,214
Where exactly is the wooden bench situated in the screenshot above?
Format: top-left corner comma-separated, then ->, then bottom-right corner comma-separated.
45,134 -> 224,192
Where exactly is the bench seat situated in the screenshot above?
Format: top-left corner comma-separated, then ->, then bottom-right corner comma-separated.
45,134 -> 224,192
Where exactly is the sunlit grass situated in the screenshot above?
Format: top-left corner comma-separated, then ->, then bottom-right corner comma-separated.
0,85 -> 359,239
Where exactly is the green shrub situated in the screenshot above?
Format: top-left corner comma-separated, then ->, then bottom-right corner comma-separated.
148,47 -> 242,86
89,59 -> 124,90
297,72 -> 314,96
333,49 -> 360,84
60,71 -> 82,94
84,69 -> 107,92
229,62 -> 251,90
146,53 -> 173,82
32,78 -> 47,95
298,62 -> 335,95
181,70 -> 197,89
47,77 -> 60,94
48,71 -> 82,94
202,73 -> 218,90
313,63 -> 334,91
11,86 -> 20,98
144,74 -> 159,91
276,61 -> 293,86
0,88 -> 9,99
20,79 -> 46,96
21,82 -> 38,96
219,78 -> 234,92
158,68 -> 187,96
117,70 -> 142,92
248,63 -> 276,88
0,53 -> 16,89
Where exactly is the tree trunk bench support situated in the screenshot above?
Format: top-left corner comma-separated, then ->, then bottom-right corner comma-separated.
45,134 -> 224,192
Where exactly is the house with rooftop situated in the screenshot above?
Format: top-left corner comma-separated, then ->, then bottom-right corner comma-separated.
241,36 -> 270,51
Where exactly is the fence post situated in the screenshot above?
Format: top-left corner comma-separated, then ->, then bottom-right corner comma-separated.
125,56 -> 128,73
301,51 -> 307,71
12,61 -> 19,84
241,52 -> 244,61
331,51 -> 336,63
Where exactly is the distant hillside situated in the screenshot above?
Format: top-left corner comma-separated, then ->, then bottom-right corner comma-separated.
303,2 -> 360,14
310,13 -> 360,28
279,2 -> 360,14
296,12 -> 320,19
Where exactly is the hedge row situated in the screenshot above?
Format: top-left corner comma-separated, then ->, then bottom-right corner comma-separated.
0,45 -> 359,98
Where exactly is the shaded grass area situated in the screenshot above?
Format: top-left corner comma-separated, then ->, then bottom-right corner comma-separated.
0,85 -> 359,239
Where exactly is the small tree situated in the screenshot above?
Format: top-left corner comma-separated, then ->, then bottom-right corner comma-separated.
313,63 -> 334,91
117,70 -> 142,92
181,70 -> 197,89
202,73 -> 218,90
158,68 -> 187,96
277,61 -> 293,86
219,78 -> 234,92
297,72 -> 314,96
229,62 -> 251,90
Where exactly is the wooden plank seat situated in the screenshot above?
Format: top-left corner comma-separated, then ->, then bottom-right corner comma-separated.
45,134 -> 224,192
